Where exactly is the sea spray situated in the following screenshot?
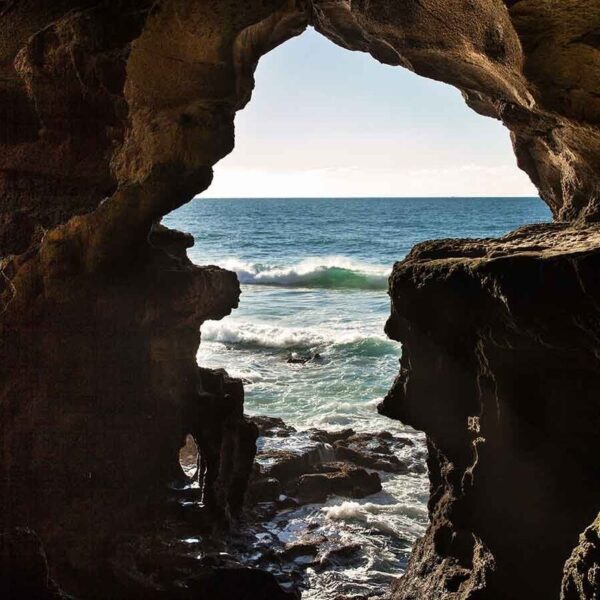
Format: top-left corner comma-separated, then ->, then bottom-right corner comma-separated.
322,501 -> 398,535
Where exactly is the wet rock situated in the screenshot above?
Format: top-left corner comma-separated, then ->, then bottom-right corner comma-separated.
325,543 -> 362,560
247,477 -> 282,504
282,537 -> 325,560
286,353 -> 310,364
323,430 -> 414,473
251,416 -> 297,438
334,444 -> 409,474
275,495 -> 299,510
260,443 -> 335,483
343,431 -> 413,451
192,368 -> 259,519
316,543 -> 363,571
286,351 -> 322,364
295,463 -> 382,504
309,428 -> 356,444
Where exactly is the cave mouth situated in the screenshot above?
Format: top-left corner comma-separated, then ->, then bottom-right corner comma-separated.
179,434 -> 200,481
161,26 -> 551,598
3,1 -> 598,598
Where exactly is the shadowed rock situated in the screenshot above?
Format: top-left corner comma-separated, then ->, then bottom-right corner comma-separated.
295,462 -> 382,504
0,0 -> 600,598
382,224 -> 600,599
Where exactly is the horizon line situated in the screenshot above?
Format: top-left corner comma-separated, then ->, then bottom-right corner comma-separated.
195,195 -> 541,200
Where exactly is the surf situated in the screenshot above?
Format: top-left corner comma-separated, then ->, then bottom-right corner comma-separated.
201,319 -> 396,355
220,256 -> 390,290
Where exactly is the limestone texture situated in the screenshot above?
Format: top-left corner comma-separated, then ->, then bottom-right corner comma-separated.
0,1 -> 600,598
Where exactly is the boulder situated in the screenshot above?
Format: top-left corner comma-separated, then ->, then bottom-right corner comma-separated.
295,463 -> 382,504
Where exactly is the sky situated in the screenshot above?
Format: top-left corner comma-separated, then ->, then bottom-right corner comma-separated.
206,28 -> 537,198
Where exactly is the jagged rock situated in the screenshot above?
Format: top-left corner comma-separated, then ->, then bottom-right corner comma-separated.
250,416 -> 297,438
562,514 -> 600,600
309,428 -> 356,444
249,422 -> 413,510
149,223 -> 195,258
334,444 -> 408,474
260,443 -> 335,483
247,477 -> 283,504
108,528 -> 298,600
190,368 -> 259,518
382,224 -> 600,599
333,431 -> 414,473
285,352 -> 321,364
0,1 -> 599,598
316,543 -> 363,571
282,538 -> 325,560
295,462 -> 382,504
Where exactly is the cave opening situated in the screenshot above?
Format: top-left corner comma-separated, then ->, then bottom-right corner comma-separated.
162,26 -> 550,598
179,433 -> 200,481
3,1 -> 600,599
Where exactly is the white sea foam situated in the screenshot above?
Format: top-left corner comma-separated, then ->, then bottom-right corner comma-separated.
322,501 -> 399,535
219,256 -> 389,290
201,319 -> 390,350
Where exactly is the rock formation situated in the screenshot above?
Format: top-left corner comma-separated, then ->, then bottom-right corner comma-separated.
562,514 -> 600,600
1,0 -> 600,598
380,224 -> 600,599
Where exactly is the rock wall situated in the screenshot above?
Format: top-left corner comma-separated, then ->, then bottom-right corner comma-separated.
0,1 -> 306,595
380,225 -> 600,598
1,0 -> 600,598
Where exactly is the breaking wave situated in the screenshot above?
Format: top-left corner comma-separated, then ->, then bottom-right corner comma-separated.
202,319 -> 395,354
220,257 -> 389,290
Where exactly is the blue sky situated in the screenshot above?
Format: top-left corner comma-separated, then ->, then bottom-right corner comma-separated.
207,28 -> 537,198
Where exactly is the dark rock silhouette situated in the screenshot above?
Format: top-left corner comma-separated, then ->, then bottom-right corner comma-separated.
0,1 -> 599,598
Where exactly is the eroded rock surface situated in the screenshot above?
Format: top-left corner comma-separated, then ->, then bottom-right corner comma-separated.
562,514 -> 600,600
381,224 -> 600,599
1,0 -> 600,598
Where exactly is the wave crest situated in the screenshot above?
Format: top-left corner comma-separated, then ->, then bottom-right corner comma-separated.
201,320 -> 395,354
221,257 -> 389,290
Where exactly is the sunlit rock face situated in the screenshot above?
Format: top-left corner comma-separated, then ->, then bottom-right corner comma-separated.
562,513 -> 600,599
0,0 -> 600,598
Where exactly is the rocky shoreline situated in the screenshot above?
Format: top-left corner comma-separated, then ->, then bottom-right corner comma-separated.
173,413 -> 428,599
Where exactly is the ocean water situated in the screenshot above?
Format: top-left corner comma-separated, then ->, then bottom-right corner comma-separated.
163,197 -> 551,597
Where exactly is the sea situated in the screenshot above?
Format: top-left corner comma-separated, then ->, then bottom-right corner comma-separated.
163,197 -> 550,598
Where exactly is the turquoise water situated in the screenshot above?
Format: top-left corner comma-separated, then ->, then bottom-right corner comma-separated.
164,197 -> 550,597
164,197 -> 550,430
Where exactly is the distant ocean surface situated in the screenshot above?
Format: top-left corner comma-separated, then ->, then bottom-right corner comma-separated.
163,197 -> 551,598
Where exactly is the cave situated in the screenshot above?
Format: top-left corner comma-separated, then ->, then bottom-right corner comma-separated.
1,1 -> 600,599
